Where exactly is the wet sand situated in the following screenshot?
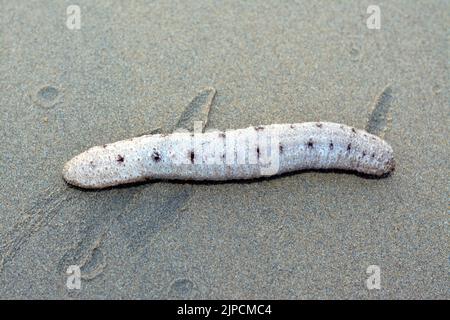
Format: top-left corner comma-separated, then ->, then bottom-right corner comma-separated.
0,1 -> 448,299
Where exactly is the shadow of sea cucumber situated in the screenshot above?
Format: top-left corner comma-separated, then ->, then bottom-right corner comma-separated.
366,85 -> 394,138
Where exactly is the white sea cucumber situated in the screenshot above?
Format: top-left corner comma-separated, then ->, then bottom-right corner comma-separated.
62,122 -> 395,189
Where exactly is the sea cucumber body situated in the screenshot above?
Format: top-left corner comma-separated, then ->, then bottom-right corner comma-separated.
63,122 -> 395,189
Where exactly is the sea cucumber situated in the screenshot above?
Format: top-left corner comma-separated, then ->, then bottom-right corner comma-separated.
62,122 -> 395,189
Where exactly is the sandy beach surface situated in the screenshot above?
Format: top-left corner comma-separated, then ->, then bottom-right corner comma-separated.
0,1 -> 448,299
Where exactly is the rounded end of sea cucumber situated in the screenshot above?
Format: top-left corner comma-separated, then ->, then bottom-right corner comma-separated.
62,156 -> 99,189
386,157 -> 396,173
62,157 -> 82,188
373,153 -> 395,178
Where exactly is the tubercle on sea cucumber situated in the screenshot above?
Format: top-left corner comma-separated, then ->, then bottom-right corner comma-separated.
62,122 -> 395,189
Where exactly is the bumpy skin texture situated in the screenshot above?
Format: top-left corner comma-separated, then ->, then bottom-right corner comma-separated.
63,122 -> 395,189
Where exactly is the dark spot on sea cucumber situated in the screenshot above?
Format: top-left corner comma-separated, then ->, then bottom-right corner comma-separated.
316,123 -> 322,128
255,126 -> 264,131
190,151 -> 195,163
290,124 -> 295,129
329,142 -> 334,150
152,151 -> 161,162
219,132 -> 226,138
347,143 -> 352,151
362,151 -> 366,157
103,144 -> 107,148
279,144 -> 283,153
351,128 -> 356,133
307,139 -> 314,148
116,155 -> 125,163
371,153 -> 376,158
256,147 -> 260,158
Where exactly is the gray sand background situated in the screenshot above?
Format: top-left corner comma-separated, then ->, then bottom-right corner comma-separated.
0,1 -> 448,299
